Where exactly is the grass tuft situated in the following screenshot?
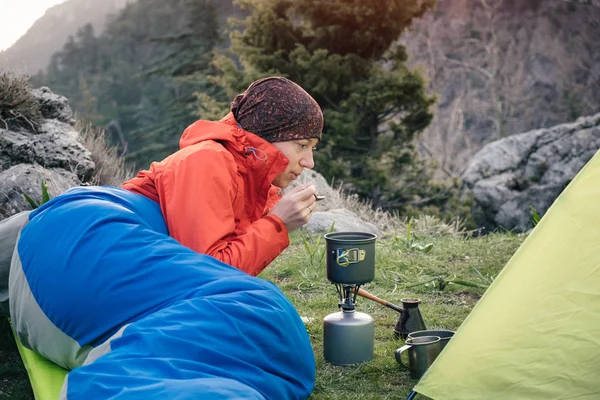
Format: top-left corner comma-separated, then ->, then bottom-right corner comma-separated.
77,120 -> 135,186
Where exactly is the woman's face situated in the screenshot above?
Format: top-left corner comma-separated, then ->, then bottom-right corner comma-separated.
272,138 -> 319,188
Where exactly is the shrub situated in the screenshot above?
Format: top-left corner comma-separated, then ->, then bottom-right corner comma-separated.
0,71 -> 43,132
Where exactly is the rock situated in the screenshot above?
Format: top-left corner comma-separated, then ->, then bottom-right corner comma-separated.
462,113 -> 600,232
306,208 -> 382,236
289,169 -> 383,234
288,169 -> 339,208
0,120 -> 95,182
0,86 -> 95,220
31,87 -> 74,125
0,164 -> 79,219
34,120 -> 95,181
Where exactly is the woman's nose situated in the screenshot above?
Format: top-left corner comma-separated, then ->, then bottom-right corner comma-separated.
300,152 -> 315,169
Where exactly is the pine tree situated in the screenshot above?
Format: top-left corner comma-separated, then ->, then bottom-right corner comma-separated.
126,0 -> 222,166
199,0 -> 438,210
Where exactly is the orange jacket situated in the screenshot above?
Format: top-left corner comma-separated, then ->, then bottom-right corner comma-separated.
122,113 -> 291,276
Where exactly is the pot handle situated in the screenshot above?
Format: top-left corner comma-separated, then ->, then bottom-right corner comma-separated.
336,249 -> 351,267
395,345 -> 412,370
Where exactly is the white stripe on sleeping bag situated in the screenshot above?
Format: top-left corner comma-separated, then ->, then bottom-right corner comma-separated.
82,323 -> 130,367
59,323 -> 130,400
0,211 -> 31,317
9,243 -> 93,370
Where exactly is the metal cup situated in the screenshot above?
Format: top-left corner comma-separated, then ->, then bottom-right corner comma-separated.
408,329 -> 455,351
395,336 -> 441,379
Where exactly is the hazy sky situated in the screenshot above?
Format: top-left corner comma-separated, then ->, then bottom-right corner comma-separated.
0,0 -> 67,51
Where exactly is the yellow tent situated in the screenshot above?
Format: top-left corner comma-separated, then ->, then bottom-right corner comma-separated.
415,151 -> 600,399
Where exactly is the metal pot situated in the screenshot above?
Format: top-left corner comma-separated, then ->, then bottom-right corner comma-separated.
324,232 -> 377,284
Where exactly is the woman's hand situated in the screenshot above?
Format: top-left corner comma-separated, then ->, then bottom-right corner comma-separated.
269,183 -> 317,231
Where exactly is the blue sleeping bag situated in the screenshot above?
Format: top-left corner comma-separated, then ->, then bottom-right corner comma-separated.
9,186 -> 315,399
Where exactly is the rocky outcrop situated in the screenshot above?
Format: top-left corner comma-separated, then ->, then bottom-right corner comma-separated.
0,87 -> 93,219
462,113 -> 600,232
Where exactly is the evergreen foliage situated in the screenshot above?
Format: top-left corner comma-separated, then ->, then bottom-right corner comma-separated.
197,0 -> 461,215
33,0 -> 226,168
125,0 -> 222,165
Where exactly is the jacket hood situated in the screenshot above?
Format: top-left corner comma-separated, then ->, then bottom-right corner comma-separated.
180,113 -> 242,148
179,113 -> 290,188
179,113 -> 280,155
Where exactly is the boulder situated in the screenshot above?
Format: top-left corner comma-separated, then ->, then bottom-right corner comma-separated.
288,169 -> 383,234
31,87 -> 75,125
0,87 -> 93,219
306,208 -> 382,236
0,164 -> 78,218
287,168 -> 339,210
462,113 -> 600,232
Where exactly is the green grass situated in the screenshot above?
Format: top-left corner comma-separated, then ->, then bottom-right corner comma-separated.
264,229 -> 524,399
0,229 -> 525,399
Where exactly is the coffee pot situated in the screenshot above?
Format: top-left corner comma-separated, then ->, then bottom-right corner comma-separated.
394,298 -> 427,339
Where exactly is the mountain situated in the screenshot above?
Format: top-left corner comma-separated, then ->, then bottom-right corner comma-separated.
401,0 -> 600,176
0,0 -> 133,75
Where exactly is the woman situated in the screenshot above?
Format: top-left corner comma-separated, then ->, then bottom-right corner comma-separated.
122,76 -> 322,275
7,77 -> 322,399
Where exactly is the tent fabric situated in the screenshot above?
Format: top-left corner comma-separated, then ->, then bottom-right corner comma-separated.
415,150 -> 600,399
10,319 -> 67,400
10,186 -> 315,399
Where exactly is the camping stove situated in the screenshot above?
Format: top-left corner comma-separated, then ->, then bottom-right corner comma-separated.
322,232 -> 377,365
